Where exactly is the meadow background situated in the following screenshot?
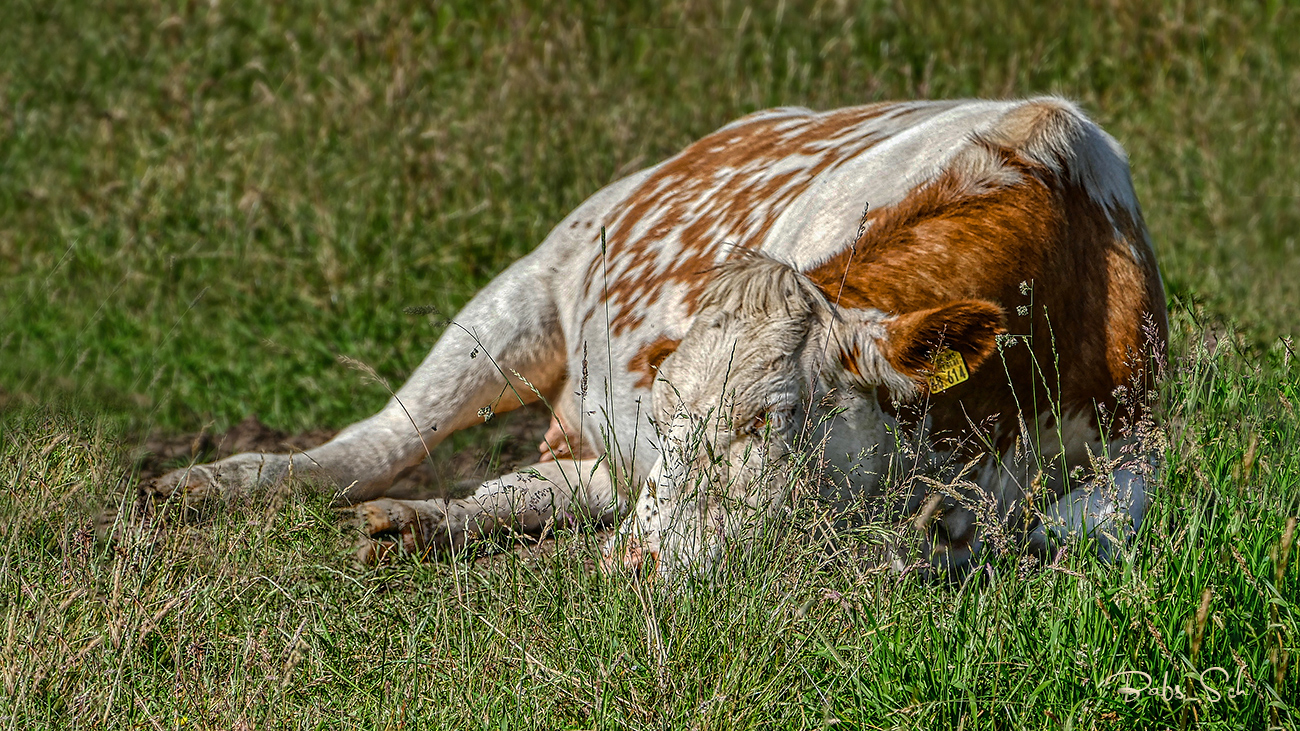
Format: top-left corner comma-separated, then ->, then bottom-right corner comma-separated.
1,1 -> 1297,728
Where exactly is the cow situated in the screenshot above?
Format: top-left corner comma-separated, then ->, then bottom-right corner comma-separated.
145,97 -> 1167,581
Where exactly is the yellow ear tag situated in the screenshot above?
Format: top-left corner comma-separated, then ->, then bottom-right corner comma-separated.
926,347 -> 969,393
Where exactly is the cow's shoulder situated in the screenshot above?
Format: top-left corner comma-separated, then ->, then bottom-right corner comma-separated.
803,97 -> 1165,444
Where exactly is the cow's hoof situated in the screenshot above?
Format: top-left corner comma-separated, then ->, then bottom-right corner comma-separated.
355,498 -> 443,564
138,454 -> 291,514
139,464 -> 221,507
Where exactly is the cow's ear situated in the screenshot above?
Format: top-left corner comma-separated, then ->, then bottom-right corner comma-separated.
876,300 -> 1006,396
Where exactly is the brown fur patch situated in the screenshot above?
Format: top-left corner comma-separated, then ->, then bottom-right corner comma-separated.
806,127 -> 1166,450
839,342 -> 865,380
630,336 -> 682,389
585,103 -> 913,335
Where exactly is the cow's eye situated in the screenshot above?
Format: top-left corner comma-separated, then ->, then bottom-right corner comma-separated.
744,410 -> 788,437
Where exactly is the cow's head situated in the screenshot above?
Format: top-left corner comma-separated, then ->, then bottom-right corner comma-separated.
604,253 -> 1005,581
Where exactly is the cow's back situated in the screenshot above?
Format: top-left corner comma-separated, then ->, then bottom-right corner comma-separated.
569,100 -> 1022,339
549,98 -> 1164,473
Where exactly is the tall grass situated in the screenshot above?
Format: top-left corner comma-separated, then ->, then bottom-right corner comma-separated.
0,315 -> 1296,728
1,1 -> 1297,728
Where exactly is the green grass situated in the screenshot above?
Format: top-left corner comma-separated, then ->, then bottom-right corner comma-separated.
1,332 -> 1297,729
1,0 -> 1298,728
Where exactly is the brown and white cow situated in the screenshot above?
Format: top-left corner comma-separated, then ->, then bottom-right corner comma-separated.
147,97 -> 1167,580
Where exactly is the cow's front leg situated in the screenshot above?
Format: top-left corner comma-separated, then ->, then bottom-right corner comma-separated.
143,251 -> 567,507
354,457 -> 625,562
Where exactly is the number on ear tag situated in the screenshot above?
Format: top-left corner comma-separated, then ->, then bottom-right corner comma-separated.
926,347 -> 969,393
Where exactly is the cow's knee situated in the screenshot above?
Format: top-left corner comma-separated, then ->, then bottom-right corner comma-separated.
1030,455 -> 1152,561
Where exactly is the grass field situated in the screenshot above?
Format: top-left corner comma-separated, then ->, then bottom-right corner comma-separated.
1,1 -> 1297,728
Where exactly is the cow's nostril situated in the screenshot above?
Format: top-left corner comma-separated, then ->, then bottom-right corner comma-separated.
369,527 -> 402,541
